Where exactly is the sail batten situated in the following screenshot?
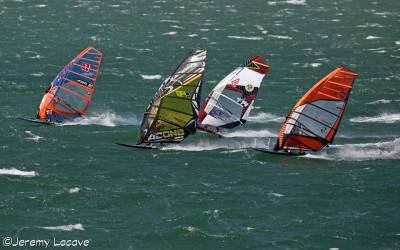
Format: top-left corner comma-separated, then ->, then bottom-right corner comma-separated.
308,102 -> 342,117
274,66 -> 357,153
67,70 -> 96,81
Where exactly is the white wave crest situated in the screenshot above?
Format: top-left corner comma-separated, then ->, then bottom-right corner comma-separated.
367,99 -> 392,105
350,113 -> 400,123
163,31 -> 177,35
247,112 -> 285,123
25,131 -> 44,142
41,224 -> 84,231
227,36 -> 263,40
68,187 -> 80,193
357,23 -> 384,28
292,62 -> 322,68
62,112 -> 138,127
31,72 -> 45,77
223,129 -> 277,138
268,35 -> 293,40
167,138 -> 270,152
0,168 -> 37,177
268,192 -> 284,197
333,138 -> 400,161
366,35 -> 381,40
303,153 -> 332,160
140,74 -> 162,80
286,0 -> 306,5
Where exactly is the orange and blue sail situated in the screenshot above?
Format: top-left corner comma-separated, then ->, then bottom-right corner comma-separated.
37,47 -> 102,122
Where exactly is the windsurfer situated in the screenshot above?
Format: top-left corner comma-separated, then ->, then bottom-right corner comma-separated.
43,86 -> 51,94
273,139 -> 279,151
154,117 -> 164,131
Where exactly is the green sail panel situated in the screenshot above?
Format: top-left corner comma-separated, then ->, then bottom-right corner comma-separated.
137,50 -> 207,145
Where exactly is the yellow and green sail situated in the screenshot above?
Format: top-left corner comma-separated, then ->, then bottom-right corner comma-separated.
136,50 -> 207,145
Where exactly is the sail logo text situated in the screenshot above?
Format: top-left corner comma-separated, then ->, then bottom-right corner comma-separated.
229,78 -> 240,87
77,79 -> 94,89
148,129 -> 185,141
81,62 -> 91,72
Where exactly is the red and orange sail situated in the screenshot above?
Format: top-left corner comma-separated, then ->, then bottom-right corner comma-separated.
37,47 -> 102,122
276,66 -> 357,152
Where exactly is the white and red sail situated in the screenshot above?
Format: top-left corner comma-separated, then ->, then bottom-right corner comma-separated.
198,55 -> 269,133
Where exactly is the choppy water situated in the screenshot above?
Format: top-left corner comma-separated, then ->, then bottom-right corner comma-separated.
1,0 -> 399,249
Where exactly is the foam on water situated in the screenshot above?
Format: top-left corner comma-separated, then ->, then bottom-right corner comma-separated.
268,35 -> 293,40
333,138 -> 400,161
286,0 -> 306,5
159,20 -> 180,23
222,129 -> 277,138
350,113 -> 400,123
68,187 -> 80,194
227,36 -> 263,40
61,111 -> 139,127
163,31 -> 177,35
357,23 -> 384,28
25,131 -> 44,142
247,112 -> 285,123
269,0 -> 306,5
0,168 -> 37,177
292,62 -> 322,68
366,36 -> 381,40
167,138 -> 271,152
140,74 -> 162,80
31,72 -> 45,77
304,138 -> 400,161
41,224 -> 84,231
367,99 -> 392,105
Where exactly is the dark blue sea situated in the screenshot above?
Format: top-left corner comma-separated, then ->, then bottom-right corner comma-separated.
1,0 -> 399,249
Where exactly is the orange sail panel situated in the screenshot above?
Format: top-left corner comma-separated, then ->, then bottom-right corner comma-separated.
37,47 -> 102,122
277,67 -> 357,152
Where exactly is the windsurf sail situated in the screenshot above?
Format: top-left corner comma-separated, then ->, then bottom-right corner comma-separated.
136,50 -> 207,146
198,55 -> 269,132
273,66 -> 357,154
36,47 -> 102,122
